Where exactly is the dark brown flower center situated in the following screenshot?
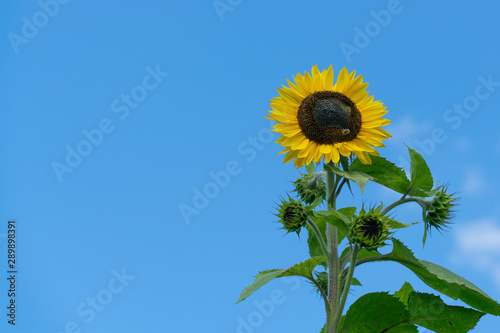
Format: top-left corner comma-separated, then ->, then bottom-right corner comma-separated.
284,207 -> 297,222
360,217 -> 381,239
297,91 -> 361,144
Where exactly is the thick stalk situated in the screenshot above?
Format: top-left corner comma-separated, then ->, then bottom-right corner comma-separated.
325,165 -> 340,333
381,197 -> 422,216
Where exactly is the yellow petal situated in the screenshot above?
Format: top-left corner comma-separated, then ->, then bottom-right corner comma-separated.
294,156 -> 307,168
311,65 -> 324,91
354,151 -> 372,164
360,111 -> 389,122
337,144 -> 352,157
275,136 -> 286,144
283,149 -> 299,163
278,147 -> 290,155
297,142 -> 316,158
343,74 -> 365,98
284,134 -> 309,150
287,77 -> 308,98
313,147 -> 323,163
330,146 -> 340,163
323,64 -> 334,89
277,87 -> 302,107
333,67 -> 348,93
319,144 -> 332,154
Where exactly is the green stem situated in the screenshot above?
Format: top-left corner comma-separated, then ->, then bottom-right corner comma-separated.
334,244 -> 360,329
325,164 -> 340,333
306,218 -> 328,258
339,253 -> 426,279
381,197 -> 422,216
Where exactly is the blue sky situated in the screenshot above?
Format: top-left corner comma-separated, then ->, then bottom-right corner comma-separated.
1,0 -> 500,332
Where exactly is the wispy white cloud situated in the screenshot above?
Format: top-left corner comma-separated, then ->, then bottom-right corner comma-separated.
460,168 -> 487,195
456,219 -> 500,252
452,218 -> 500,289
388,114 -> 434,143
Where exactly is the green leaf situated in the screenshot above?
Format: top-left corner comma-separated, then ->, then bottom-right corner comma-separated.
306,163 -> 316,174
281,256 -> 327,277
420,260 -> 500,316
387,218 -> 419,230
332,209 -> 353,225
340,292 -> 409,333
408,147 -> 433,194
310,195 -> 324,209
394,282 -> 415,306
328,207 -> 356,238
369,239 -> 500,316
307,215 -> 326,258
384,323 -> 418,333
339,155 -> 350,171
236,257 -> 326,303
350,156 -> 410,194
357,248 -> 382,261
314,210 -> 333,216
309,207 -> 355,250
325,164 -> 374,193
408,292 -> 483,332
323,217 -> 349,241
351,277 -> 362,286
236,269 -> 284,303
307,216 -> 343,260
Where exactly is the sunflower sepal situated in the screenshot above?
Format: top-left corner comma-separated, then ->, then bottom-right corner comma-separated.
348,204 -> 392,252
419,185 -> 457,244
293,172 -> 326,205
275,195 -> 312,236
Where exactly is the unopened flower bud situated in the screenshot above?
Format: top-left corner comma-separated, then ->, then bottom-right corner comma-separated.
423,186 -> 457,233
293,173 -> 326,205
275,196 -> 310,235
349,206 -> 391,251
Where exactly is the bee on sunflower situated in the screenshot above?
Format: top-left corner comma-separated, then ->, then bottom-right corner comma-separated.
267,65 -> 391,167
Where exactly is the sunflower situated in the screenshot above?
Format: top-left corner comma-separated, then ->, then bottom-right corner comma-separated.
267,65 -> 391,167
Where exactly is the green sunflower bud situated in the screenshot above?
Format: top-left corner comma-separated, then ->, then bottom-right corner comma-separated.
275,196 -> 310,235
293,173 -> 326,204
422,186 -> 457,233
313,271 -> 328,295
349,205 -> 391,251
